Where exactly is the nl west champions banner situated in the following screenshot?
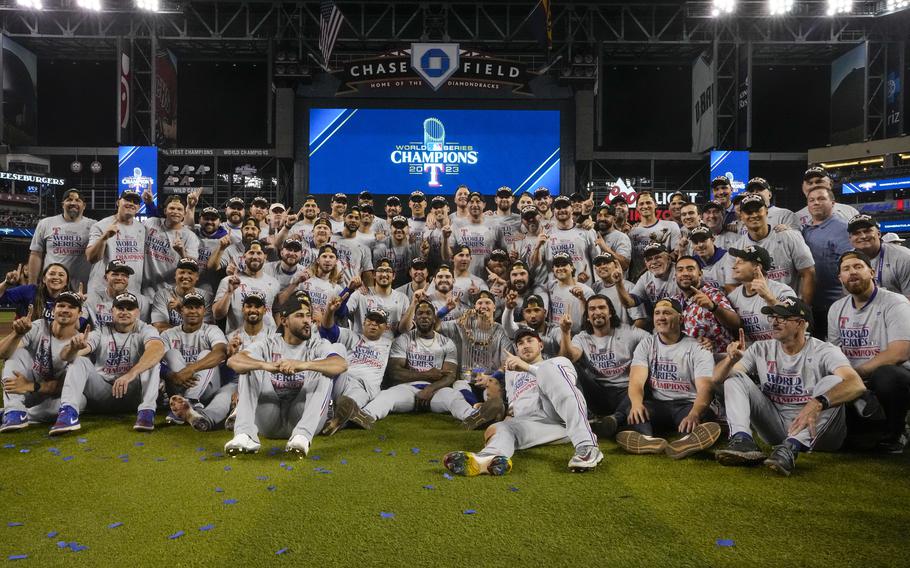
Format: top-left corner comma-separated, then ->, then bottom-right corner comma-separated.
308,108 -> 560,195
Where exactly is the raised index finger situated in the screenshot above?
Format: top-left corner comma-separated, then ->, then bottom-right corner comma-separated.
738,328 -> 746,348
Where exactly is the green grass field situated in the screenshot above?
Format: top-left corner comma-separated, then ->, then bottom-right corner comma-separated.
1,414 -> 908,567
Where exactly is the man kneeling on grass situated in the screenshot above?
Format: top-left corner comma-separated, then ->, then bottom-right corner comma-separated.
443,328 -> 603,476
223,294 -> 348,458
713,297 -> 867,476
615,299 -> 722,459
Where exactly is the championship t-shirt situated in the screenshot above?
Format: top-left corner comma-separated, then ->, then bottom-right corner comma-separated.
150,286 -> 213,328
347,288 -> 410,337
335,328 -> 393,392
727,280 -> 795,342
161,323 -> 227,363
453,219 -> 500,278
29,214 -> 95,287
20,319 -> 75,381
86,216 -> 147,295
506,357 -> 577,420
547,281 -> 594,333
142,218 -> 201,291
390,330 -> 458,372
245,334 -> 346,399
629,220 -> 681,278
631,334 -> 714,402
86,288 -> 152,328
214,272 -> 281,333
86,321 -> 164,383
827,286 -> 910,370
728,227 -> 814,291
572,325 -> 649,386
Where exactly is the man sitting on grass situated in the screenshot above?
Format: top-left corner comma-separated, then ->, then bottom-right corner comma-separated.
442,327 -> 603,476
713,297 -> 867,476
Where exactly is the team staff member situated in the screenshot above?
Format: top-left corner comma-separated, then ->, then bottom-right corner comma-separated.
672,256 -> 740,357
828,251 -> 910,453
87,260 -> 152,327
726,246 -> 794,342
628,191 -> 680,279
191,206 -> 232,293
85,189 -> 147,295
560,295 -> 649,438
223,295 -> 348,458
213,240 -> 281,333
442,328 -> 604,476
141,194 -> 201,297
714,297 -> 866,476
149,258 -> 212,331
615,299 -> 721,460
0,294 -> 83,432
796,167 -> 859,228
846,214 -> 910,298
29,187 -> 95,289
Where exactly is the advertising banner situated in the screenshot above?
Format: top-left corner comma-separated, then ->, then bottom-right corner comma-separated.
692,50 -> 715,153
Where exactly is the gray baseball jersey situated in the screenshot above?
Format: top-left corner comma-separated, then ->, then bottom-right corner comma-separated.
29,214 -> 96,287
767,206 -> 800,231
738,337 -> 851,405
870,244 -> 910,297
86,216 -> 147,294
244,334 -> 346,400
335,328 -> 393,390
542,227 -> 598,284
18,319 -> 74,380
572,325 -> 650,386
728,228 -> 814,290
161,323 -> 227,363
297,276 -> 344,319
150,286 -> 214,327
630,270 -> 682,308
631,334 -> 714,402
453,218 -> 500,278
629,220 -> 681,278
288,220 -> 317,245
331,235 -> 374,286
347,288 -> 410,337
214,272 -> 281,333
438,320 -> 513,373
85,321 -> 164,382
228,324 -> 278,352
547,281 -> 594,333
142,218 -> 201,291
827,286 -> 910,371
86,288 -> 152,328
591,280 -> 647,324
264,260 -> 307,290
390,330 -> 458,371
727,280 -> 795,342
506,356 -> 578,420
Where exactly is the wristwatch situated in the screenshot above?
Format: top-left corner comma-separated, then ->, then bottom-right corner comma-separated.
813,394 -> 830,410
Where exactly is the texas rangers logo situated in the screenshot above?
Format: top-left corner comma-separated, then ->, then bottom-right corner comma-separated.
389,117 -> 478,189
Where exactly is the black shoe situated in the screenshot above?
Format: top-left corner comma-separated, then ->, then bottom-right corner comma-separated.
715,434 -> 766,466
875,437 -> 906,455
592,415 -> 618,439
764,444 -> 797,477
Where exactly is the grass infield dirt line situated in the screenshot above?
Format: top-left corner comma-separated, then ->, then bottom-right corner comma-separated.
0,413 -> 908,567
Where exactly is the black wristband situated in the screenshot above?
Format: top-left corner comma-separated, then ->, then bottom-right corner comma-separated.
814,394 -> 830,410
709,301 -> 718,312
33,381 -> 40,393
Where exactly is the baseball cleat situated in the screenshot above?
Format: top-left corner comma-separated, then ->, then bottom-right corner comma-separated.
568,446 -> 604,472
133,409 -> 156,431
615,431 -> 668,455
461,397 -> 505,430
285,434 -> 310,458
665,422 -> 722,460
334,396 -> 375,431
592,415 -> 619,439
0,410 -> 29,433
49,405 -> 81,436
442,451 -> 512,477
764,444 -> 797,477
715,433 -> 766,466
168,396 -> 191,423
225,433 -> 261,456
224,407 -> 237,431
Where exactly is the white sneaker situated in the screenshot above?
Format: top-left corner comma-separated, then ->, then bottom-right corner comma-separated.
568,446 -> 604,472
285,434 -> 310,458
224,433 -> 260,456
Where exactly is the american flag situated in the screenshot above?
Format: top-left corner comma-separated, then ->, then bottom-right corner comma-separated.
319,0 -> 344,66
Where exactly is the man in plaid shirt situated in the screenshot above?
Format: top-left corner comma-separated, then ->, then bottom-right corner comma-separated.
671,255 -> 741,359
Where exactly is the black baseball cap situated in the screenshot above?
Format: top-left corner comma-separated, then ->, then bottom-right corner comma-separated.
332,193 -> 348,203
391,215 -> 409,228
688,226 -> 714,242
476,290 -> 496,303
226,196 -> 245,208
552,252 -> 572,265
182,292 -> 206,307
847,214 -> 876,233
514,327 -> 542,342
113,292 -> 139,309
360,204 -> 374,215
702,200 -> 724,212
746,177 -> 770,192
62,188 -> 83,200
643,243 -> 668,257
410,191 -> 426,202
496,187 -> 514,198
711,175 -> 732,188
524,294 -> 546,309
318,244 -> 338,257
163,195 -> 184,207
56,291 -> 83,309
761,296 -> 811,321
375,257 -> 394,270
729,245 -> 772,272
385,196 -> 401,206
552,196 -> 572,209
739,194 -> 766,212
251,196 -> 269,207
510,260 -> 529,272
533,187 -> 551,199
120,189 -> 141,203
654,298 -> 684,315
313,217 -> 332,229
467,191 -> 484,202
359,190 -> 373,200
430,196 -> 448,209
839,250 -> 874,270
243,291 -> 266,306
176,258 -> 199,272
282,238 -> 303,250
279,294 -> 311,317
593,252 -> 616,265
610,195 -> 628,206
365,307 -> 389,324
490,249 -> 509,261
804,166 -> 829,181
200,207 -> 221,219
521,206 -> 539,220
241,217 -> 259,228
106,259 -> 135,275
410,257 -> 428,269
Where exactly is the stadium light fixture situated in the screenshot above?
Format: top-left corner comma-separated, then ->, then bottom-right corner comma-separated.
16,0 -> 43,9
77,0 -> 102,11
768,0 -> 794,15
711,0 -> 736,17
826,0 -> 853,16
136,0 -> 160,11
886,0 -> 909,12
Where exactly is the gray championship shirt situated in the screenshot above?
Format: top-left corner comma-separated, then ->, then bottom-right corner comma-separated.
331,235 -> 374,287
728,227 -> 814,291
19,320 -> 74,381
335,328 -> 393,391
547,281 -> 595,334
573,325 -> 650,386
727,280 -> 795,342
244,334 -> 346,400
150,286 -> 214,328
29,214 -> 96,288
738,337 -> 851,406
161,323 -> 227,363
827,286 -> 910,371
390,330 -> 458,372
506,356 -> 577,421
85,321 -> 164,382
86,216 -> 147,295
142,218 -> 201,291
453,218 -> 500,278
347,288 -> 410,338
870,244 -> 910,298
214,272 -> 281,333
629,220 -> 681,278
86,288 -> 152,328
631,334 -> 714,402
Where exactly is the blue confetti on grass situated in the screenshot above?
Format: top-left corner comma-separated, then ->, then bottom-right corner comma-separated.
267,485 -> 276,492
463,509 -> 477,515
340,459 -> 347,465
423,485 -> 435,490
46,531 -> 58,538
279,462 -> 286,468
18,449 -> 29,454
256,475 -> 268,481
380,512 -> 395,519
387,451 -> 396,457
275,548 -> 289,555
214,487 -> 224,493
410,448 -> 420,454
211,452 -> 224,458
56,541 -> 68,549
223,466 -> 232,471
118,454 -> 129,459
199,456 -> 207,462
62,456 -> 74,462
7,554 -> 27,561
7,522 -> 23,527
508,486 -> 519,492
199,524 -> 215,532
195,447 -> 206,452
716,539 -> 735,547
443,473 -> 454,480
77,438 -> 88,444
310,455 -> 321,461
168,530 -> 185,540
223,499 -> 238,505
134,442 -> 144,447
108,522 -> 123,529
68,543 -> 88,552
48,448 -> 60,455
373,448 -> 382,453
3,443 -> 14,449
